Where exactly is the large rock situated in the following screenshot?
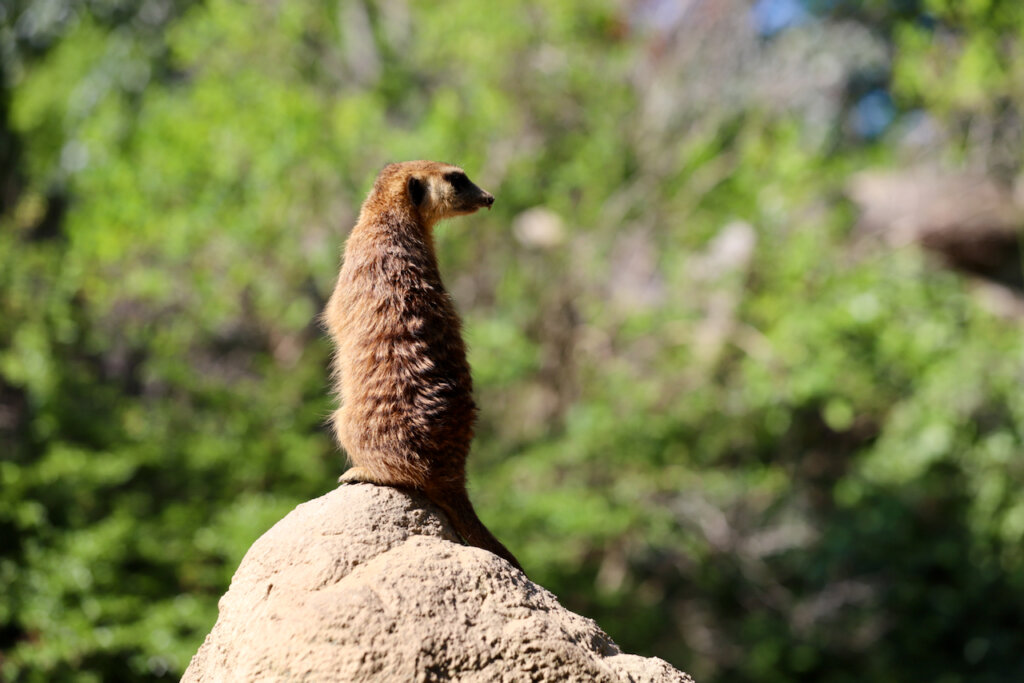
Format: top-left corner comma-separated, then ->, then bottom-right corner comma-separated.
183,484 -> 692,682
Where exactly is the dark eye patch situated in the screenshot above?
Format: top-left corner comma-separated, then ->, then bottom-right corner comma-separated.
445,172 -> 470,190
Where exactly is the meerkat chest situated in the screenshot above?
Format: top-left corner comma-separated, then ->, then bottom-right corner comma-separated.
340,234 -> 461,339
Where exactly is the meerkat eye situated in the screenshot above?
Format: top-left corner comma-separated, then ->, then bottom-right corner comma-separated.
446,172 -> 470,191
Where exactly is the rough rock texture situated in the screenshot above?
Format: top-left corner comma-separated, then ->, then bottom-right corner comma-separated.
183,484 -> 692,682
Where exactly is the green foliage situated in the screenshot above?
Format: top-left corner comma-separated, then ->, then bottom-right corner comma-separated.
2,1 -> 1024,682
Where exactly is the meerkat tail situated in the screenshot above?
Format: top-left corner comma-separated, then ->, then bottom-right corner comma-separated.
433,490 -> 524,573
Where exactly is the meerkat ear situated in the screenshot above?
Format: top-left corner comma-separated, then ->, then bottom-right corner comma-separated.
407,176 -> 426,206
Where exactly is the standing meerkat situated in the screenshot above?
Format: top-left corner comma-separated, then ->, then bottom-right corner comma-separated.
324,160 -> 523,572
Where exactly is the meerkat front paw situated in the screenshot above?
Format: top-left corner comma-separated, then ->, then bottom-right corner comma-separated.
338,466 -> 375,485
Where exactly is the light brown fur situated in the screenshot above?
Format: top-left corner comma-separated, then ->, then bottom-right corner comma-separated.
324,160 -> 522,572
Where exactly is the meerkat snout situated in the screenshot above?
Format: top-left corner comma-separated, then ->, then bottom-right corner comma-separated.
455,178 -> 494,213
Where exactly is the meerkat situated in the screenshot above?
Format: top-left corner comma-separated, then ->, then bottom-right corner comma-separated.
324,160 -> 523,572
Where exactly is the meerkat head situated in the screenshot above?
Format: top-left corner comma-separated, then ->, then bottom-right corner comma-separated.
374,161 -> 494,230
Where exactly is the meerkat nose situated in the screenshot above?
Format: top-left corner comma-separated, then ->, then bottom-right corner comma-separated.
481,192 -> 494,208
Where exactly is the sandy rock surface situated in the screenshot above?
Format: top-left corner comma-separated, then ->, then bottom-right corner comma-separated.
183,484 -> 692,682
